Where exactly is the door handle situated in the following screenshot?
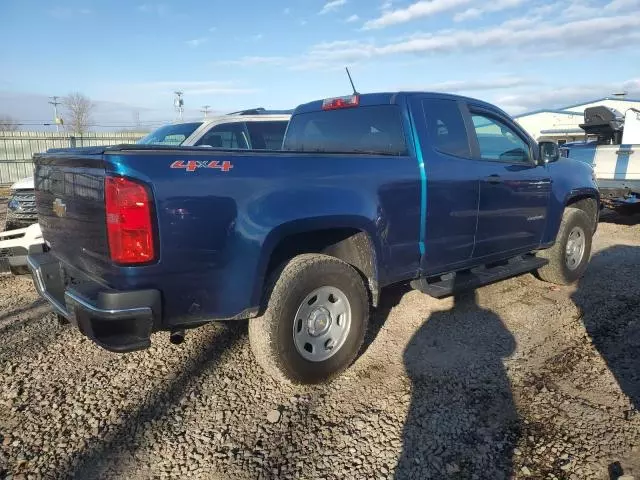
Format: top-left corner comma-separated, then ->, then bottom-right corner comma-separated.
485,174 -> 502,184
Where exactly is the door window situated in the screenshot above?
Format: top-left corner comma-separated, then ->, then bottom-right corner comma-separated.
471,114 -> 531,163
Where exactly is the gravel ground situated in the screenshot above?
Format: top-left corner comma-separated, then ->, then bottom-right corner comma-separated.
1,209 -> 639,480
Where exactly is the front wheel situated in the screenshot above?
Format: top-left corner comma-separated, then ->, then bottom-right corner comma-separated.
249,254 -> 369,384
536,207 -> 593,285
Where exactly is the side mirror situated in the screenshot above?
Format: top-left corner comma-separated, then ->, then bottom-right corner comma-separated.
539,141 -> 560,165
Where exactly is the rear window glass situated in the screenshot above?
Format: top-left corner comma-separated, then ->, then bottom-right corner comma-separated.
137,122 -> 202,146
246,121 -> 288,150
283,105 -> 407,156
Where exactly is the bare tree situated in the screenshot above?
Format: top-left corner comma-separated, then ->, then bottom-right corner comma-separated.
63,92 -> 95,134
0,115 -> 19,131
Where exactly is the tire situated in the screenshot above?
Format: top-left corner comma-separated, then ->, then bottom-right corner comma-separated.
10,265 -> 30,276
249,254 -> 369,384
536,207 -> 593,285
4,221 -> 21,232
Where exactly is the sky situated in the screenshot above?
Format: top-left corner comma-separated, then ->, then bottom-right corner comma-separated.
1,0 -> 640,130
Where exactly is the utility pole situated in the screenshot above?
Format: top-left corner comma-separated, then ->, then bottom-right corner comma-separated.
48,96 -> 62,132
133,110 -> 141,131
200,105 -> 211,118
174,91 -> 184,122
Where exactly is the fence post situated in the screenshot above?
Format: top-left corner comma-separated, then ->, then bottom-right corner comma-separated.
69,136 -> 76,148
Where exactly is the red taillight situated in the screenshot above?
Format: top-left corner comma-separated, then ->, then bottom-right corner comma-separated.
322,94 -> 360,110
105,176 -> 155,265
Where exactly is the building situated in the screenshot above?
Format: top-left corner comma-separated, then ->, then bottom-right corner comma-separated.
514,97 -> 640,144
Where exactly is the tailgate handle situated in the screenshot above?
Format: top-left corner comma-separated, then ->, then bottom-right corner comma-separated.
485,174 -> 502,184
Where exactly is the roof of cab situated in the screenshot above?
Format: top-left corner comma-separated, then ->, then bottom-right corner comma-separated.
198,113 -> 291,127
293,91 -> 503,115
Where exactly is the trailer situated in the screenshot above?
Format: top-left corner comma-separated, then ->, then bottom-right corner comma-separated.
561,106 -> 640,210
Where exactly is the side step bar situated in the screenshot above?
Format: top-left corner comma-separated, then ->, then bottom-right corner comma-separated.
411,254 -> 549,299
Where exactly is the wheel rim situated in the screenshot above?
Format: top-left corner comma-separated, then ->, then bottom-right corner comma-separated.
565,226 -> 586,271
292,286 -> 352,362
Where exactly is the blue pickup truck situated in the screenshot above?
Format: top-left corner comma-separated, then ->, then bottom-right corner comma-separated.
28,92 -> 599,384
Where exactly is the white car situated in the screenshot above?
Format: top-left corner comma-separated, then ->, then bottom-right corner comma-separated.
5,176 -> 36,231
1,110 -> 291,274
0,223 -> 43,275
136,109 -> 291,149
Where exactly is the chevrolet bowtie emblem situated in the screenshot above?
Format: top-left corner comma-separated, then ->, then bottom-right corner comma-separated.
53,198 -> 66,218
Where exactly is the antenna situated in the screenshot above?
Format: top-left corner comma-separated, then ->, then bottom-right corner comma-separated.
345,67 -> 359,95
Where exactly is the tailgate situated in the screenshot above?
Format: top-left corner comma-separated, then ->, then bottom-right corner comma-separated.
34,149 -> 110,269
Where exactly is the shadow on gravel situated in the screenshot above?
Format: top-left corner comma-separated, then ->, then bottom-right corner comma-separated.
572,245 -> 640,412
0,299 -> 47,324
361,283 -> 409,355
599,208 -> 640,226
59,323 -> 244,479
397,289 -> 520,479
0,304 -> 50,338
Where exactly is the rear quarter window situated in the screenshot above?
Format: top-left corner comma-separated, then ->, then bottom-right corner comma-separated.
283,105 -> 408,156
245,121 -> 288,150
421,98 -> 471,158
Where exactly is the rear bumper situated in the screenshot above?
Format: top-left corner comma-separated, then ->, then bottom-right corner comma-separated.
28,252 -> 161,353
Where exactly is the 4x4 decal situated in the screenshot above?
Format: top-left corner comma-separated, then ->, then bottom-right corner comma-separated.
170,160 -> 233,172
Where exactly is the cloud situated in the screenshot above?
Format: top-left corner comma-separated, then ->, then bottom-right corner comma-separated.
319,0 -> 347,15
48,7 -> 91,19
353,15 -> 640,59
607,0 -> 640,8
403,76 -> 539,93
208,26 -> 217,32
284,7 -> 291,14
346,14 -> 360,23
530,2 -> 562,16
252,34 -> 264,41
213,56 -> 289,67
497,78 -> 640,115
186,38 -> 207,48
454,0 -> 525,22
363,0 -> 472,29
562,0 -> 639,19
137,3 -> 169,16
380,1 -> 394,10
132,81 -> 259,96
215,14 -> 640,72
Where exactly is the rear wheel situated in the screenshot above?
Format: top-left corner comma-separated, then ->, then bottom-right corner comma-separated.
249,254 -> 369,384
536,207 -> 593,285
